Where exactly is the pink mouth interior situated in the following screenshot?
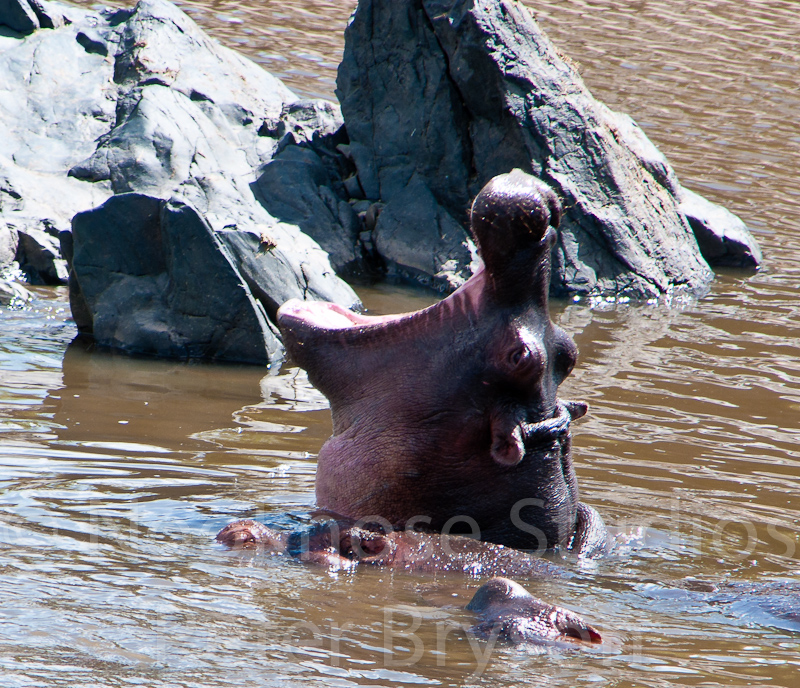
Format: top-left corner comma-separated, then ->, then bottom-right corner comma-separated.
279,266 -> 487,332
278,300 -> 413,330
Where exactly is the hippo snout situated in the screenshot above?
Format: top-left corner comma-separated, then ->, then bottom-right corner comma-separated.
467,577 -> 602,645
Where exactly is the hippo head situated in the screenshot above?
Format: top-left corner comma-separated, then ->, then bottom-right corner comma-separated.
277,170 -> 586,550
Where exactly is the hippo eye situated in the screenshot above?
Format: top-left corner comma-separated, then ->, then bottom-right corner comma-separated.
509,346 -> 528,367
505,344 -> 544,381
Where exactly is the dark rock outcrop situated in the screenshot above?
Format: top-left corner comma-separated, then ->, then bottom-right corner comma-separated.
68,194 -> 281,364
1,0 -> 360,362
337,0 -> 761,298
0,0 -> 64,35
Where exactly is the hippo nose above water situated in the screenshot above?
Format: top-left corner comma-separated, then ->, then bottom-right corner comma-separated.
469,168 -> 562,304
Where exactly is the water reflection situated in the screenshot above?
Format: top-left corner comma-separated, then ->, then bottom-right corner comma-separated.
52,338 -> 269,451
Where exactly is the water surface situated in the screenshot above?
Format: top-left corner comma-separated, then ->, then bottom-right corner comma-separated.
2,1 -> 800,686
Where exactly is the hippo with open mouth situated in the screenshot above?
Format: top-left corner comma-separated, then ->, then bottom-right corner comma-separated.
217,170 -> 607,646
276,169 -> 606,555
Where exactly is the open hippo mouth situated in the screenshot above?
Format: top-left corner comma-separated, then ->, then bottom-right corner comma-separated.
276,170 -> 602,553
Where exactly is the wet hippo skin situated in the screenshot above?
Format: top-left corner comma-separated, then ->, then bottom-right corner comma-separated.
277,170 -> 607,554
467,576 -> 602,645
216,518 -> 602,646
216,518 -> 565,577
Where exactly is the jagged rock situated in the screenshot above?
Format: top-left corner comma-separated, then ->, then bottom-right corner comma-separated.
0,224 -> 17,267
0,0 -> 113,283
16,226 -> 68,284
679,187 -> 762,268
1,0 -> 764,346
0,223 -> 28,305
252,143 -> 364,277
0,0 -> 64,33
0,256 -> 31,306
0,0 -> 38,35
612,108 -> 761,269
337,0 -> 761,299
0,276 -> 31,305
68,193 -> 281,364
1,0 -> 361,363
372,175 -> 476,291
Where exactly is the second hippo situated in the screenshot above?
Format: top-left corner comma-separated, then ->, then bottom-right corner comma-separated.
216,517 -> 602,646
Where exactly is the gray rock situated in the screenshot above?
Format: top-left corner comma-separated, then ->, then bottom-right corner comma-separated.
16,226 -> 68,284
28,0 -> 63,30
0,223 -> 17,267
372,175 -> 477,291
679,187 -> 762,268
0,275 -> 31,305
611,109 -> 761,269
252,143 -> 363,278
0,252 -> 31,306
337,0 -> 761,299
1,0 -> 361,363
0,1 -> 113,282
68,193 -> 281,364
0,0 -> 39,35
217,225 -> 360,321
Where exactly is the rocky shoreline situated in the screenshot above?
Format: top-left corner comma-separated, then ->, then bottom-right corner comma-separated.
0,0 -> 762,363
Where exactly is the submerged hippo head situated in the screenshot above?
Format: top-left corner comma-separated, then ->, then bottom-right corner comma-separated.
467,577 -> 602,645
277,170 -> 587,550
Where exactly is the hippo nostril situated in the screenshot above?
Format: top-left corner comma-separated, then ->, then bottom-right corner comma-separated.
468,170 -> 562,288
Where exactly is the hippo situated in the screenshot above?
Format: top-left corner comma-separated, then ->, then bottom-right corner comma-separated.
276,169 -> 607,554
467,577 -> 602,646
216,518 -> 602,646
216,517 -> 565,577
216,171 -> 608,647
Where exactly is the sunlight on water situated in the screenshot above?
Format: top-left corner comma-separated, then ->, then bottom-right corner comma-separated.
2,1 -> 800,686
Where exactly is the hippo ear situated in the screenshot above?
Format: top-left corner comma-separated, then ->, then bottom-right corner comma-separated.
490,417 -> 525,467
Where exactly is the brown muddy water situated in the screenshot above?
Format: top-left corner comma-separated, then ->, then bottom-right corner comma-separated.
1,1 -> 799,686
